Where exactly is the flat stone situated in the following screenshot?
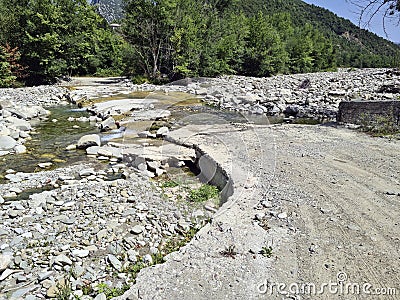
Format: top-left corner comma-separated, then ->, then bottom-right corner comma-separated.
60,218 -> 76,225
147,160 -> 161,171
11,286 -> 38,299
97,148 -> 113,157
0,268 -> 20,281
138,131 -> 151,138
86,146 -> 100,155
14,145 -> 27,154
131,225 -> 144,234
72,249 -> 89,258
4,174 -> 22,183
0,253 -> 13,271
79,168 -> 96,177
0,136 -> 17,150
38,271 -> 53,281
38,162 -> 52,168
108,254 -> 122,271
54,254 -> 72,266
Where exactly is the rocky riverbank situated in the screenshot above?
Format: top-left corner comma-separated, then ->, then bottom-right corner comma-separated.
0,82 -> 214,300
0,162 -> 212,299
169,68 -> 400,120
1,68 -> 399,299
66,68 -> 400,124
105,68 -> 398,121
0,86 -> 69,156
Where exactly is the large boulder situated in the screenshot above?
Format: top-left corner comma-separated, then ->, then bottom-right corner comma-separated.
77,134 -> 101,149
0,136 -> 17,150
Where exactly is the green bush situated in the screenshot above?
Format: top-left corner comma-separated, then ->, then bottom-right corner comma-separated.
189,184 -> 219,202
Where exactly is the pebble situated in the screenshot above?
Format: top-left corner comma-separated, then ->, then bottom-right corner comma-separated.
54,254 -> 72,266
131,225 -> 144,234
108,254 -> 122,271
94,293 -> 107,300
38,162 -> 52,169
278,212 -> 288,219
0,254 -> 13,272
72,249 -> 90,258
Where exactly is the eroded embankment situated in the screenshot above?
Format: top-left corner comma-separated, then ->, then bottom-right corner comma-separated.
115,122 -> 283,300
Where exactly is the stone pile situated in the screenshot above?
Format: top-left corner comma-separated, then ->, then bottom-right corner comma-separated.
0,165 -> 211,299
97,68 -> 398,121
168,68 -> 400,120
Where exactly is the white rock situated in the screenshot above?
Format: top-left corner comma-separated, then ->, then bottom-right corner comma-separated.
156,126 -> 169,137
54,254 -> 72,266
0,136 -> 17,150
72,249 -> 89,258
131,225 -> 144,234
0,253 -> 13,271
86,146 -> 100,155
77,134 -> 101,149
94,293 -> 107,300
38,162 -> 52,168
66,144 -> 76,151
278,212 -> 288,219
14,145 -> 27,154
107,254 -> 122,270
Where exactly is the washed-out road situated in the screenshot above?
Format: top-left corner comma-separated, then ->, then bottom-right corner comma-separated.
117,123 -> 400,300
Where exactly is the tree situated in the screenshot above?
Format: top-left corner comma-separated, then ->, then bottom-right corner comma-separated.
243,12 -> 288,76
0,44 -> 25,87
122,0 -> 177,80
348,0 -> 400,36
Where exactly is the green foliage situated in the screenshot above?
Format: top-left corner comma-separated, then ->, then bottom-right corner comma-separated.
161,180 -> 179,188
0,44 -> 25,87
163,226 -> 200,253
0,48 -> 15,88
122,0 -> 339,81
121,0 -> 400,82
55,278 -> 72,300
0,0 -> 126,84
1,0 -> 397,85
259,246 -> 273,258
96,283 -> 130,299
189,184 -> 219,202
359,112 -> 400,136
220,244 -> 237,258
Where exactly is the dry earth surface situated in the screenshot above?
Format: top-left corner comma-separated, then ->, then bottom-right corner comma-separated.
118,123 -> 400,300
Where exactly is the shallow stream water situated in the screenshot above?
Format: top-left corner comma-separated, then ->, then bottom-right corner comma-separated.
0,90 -> 298,179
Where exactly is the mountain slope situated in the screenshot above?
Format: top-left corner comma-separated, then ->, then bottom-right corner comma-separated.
91,0 -> 123,23
93,0 -> 400,68
238,0 -> 400,67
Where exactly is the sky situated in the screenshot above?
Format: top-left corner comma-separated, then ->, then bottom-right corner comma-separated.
302,0 -> 400,43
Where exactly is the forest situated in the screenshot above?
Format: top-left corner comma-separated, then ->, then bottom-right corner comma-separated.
0,0 -> 399,86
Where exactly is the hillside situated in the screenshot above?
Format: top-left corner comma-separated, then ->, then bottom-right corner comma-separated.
239,0 -> 400,67
93,0 -> 400,68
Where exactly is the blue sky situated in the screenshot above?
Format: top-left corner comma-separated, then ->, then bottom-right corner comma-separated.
302,0 -> 400,43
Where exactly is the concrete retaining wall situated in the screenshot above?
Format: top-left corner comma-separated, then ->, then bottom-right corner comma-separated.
337,101 -> 400,127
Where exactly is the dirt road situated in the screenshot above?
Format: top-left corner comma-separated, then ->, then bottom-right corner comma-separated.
115,123 -> 399,300
267,125 -> 400,299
